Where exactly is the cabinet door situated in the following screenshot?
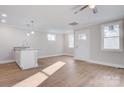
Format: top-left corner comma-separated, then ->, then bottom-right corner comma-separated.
20,50 -> 38,69
15,51 -> 21,65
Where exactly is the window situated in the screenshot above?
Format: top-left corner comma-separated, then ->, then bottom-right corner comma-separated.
47,34 -> 56,41
79,33 -> 87,40
68,34 -> 74,48
101,21 -> 123,51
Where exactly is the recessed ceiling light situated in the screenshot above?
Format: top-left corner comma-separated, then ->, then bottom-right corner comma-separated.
1,19 -> 6,23
31,31 -> 35,34
89,5 -> 96,9
26,33 -> 30,36
1,13 -> 7,17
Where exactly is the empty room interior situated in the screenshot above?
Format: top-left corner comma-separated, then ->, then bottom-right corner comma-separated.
0,5 -> 124,87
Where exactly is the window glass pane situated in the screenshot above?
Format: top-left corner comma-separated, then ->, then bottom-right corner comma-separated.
47,34 -> 56,41
104,37 -> 120,49
68,34 -> 74,48
51,35 -> 55,40
79,33 -> 87,40
47,34 -> 51,40
104,25 -> 119,37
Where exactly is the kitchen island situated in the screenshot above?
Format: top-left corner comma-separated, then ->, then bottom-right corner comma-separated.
14,47 -> 38,70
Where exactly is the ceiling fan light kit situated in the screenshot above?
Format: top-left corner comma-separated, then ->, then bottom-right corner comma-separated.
89,5 -> 96,9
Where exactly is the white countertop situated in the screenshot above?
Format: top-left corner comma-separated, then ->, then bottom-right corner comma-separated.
14,47 -> 39,51
15,48 -> 39,51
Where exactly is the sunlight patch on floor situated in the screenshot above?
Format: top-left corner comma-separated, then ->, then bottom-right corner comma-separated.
12,61 -> 66,87
42,61 -> 66,75
13,72 -> 48,87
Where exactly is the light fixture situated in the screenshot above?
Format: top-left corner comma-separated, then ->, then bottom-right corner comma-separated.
26,33 -> 30,36
89,5 -> 96,9
31,31 -> 35,34
30,20 -> 35,34
69,21 -> 78,26
26,20 -> 35,36
1,13 -> 7,17
1,19 -> 6,23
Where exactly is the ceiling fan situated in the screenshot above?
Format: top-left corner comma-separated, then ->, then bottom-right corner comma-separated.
74,5 -> 97,14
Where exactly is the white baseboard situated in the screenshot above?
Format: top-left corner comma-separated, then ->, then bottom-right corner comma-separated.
0,60 -> 15,64
38,54 -> 65,59
62,53 -> 74,57
74,58 -> 124,68
0,54 -> 64,64
1,56 -> 124,69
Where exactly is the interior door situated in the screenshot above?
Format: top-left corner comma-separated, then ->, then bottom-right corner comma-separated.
74,29 -> 90,60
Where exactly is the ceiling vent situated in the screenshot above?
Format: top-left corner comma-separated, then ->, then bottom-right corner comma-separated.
69,22 -> 78,26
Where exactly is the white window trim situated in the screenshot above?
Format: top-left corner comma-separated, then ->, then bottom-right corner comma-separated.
101,20 -> 123,52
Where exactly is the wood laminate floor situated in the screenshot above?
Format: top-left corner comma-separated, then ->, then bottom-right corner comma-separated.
0,56 -> 124,87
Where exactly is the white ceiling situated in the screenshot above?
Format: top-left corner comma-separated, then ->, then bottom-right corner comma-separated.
0,5 -> 124,33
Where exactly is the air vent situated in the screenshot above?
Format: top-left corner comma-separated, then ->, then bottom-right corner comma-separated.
69,22 -> 78,26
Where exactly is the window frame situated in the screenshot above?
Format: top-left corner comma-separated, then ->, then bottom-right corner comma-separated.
101,21 -> 123,52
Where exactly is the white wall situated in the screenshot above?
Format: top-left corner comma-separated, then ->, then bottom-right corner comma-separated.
74,19 -> 124,68
0,24 -> 63,64
1,18 -> 124,68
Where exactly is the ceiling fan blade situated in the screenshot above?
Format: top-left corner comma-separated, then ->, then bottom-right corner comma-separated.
92,7 -> 97,14
74,5 -> 88,14
79,5 -> 89,11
